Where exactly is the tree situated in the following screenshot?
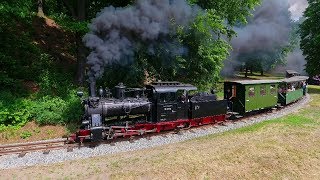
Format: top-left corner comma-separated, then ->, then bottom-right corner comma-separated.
37,0 -> 45,17
88,0 -> 261,90
42,0 -> 135,86
300,0 -> 320,76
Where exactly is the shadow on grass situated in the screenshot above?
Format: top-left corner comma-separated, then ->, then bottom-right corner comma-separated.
308,85 -> 320,95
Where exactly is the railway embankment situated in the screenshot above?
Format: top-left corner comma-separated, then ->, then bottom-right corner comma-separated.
1,86 -> 319,179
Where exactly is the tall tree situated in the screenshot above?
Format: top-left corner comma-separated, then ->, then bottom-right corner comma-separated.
86,0 -> 261,90
300,0 -> 320,76
37,0 -> 45,17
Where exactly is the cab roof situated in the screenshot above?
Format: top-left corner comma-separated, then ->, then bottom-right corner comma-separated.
146,81 -> 197,93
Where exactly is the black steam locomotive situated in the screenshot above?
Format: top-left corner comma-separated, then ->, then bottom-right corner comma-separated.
69,81 -> 227,142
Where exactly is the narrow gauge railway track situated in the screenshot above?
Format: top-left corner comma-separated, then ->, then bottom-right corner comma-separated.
0,139 -> 69,157
0,98 -> 303,158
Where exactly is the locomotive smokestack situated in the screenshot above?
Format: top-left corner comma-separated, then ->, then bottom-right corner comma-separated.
90,81 -> 96,97
115,82 -> 126,99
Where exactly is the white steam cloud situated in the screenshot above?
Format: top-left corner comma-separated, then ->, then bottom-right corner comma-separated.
288,0 -> 308,21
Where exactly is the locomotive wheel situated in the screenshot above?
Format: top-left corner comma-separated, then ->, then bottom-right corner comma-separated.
107,128 -> 115,140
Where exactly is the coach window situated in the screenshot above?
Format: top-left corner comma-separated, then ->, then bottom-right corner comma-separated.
249,87 -> 255,97
260,85 -> 266,96
270,85 -> 276,95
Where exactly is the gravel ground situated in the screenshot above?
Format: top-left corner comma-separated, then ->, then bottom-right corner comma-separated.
0,94 -> 310,169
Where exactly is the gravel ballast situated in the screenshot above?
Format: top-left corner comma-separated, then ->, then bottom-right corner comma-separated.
0,95 -> 310,169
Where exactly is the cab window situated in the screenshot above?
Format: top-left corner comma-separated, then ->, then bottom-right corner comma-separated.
159,92 -> 176,103
176,90 -> 187,102
232,85 -> 237,97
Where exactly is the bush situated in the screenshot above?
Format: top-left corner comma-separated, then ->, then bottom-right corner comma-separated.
31,90 -> 82,125
0,91 -> 33,130
20,131 -> 32,139
0,88 -> 82,129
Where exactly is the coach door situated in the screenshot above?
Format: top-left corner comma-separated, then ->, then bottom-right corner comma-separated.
246,86 -> 256,112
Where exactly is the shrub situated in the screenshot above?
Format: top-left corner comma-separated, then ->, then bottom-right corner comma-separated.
0,88 -> 83,129
31,90 -> 82,125
20,131 -> 32,139
0,91 -> 33,130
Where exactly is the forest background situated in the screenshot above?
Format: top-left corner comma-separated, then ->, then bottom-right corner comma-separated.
0,0 -> 317,132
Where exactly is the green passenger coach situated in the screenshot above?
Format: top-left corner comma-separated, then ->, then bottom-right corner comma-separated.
278,76 -> 308,105
224,80 -> 281,114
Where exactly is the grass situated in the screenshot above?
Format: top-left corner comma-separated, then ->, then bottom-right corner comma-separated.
1,85 -> 320,179
237,72 -> 285,80
0,121 -> 68,144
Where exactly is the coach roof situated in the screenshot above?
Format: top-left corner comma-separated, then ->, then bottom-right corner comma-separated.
226,79 -> 281,85
282,76 -> 309,83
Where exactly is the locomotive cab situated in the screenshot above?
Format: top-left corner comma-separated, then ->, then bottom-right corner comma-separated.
146,81 -> 197,122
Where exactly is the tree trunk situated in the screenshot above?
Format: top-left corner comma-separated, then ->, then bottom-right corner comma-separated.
75,0 -> 86,86
245,67 -> 248,78
37,0 -> 45,17
260,70 -> 264,76
76,32 -> 86,86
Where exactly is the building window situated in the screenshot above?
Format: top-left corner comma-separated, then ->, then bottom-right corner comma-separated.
249,87 -> 255,97
270,85 -> 276,94
260,85 -> 266,96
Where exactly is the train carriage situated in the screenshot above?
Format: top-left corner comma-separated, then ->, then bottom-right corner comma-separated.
278,76 -> 308,105
224,80 -> 281,114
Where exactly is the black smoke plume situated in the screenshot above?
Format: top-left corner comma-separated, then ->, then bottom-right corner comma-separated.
83,0 -> 199,82
222,0 -> 294,76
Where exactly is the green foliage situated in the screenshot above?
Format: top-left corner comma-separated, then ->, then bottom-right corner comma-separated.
0,0 -> 43,91
0,89 -> 82,128
0,0 -> 264,129
100,62 -> 146,88
20,131 -> 32,139
190,0 -> 261,28
300,0 -> 320,76
51,13 -> 89,33
31,92 -> 82,125
0,0 -> 35,20
127,10 -> 231,91
0,92 -> 33,129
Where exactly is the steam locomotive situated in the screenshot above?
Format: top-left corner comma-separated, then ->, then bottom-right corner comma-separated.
69,76 -> 308,142
69,81 -> 227,142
